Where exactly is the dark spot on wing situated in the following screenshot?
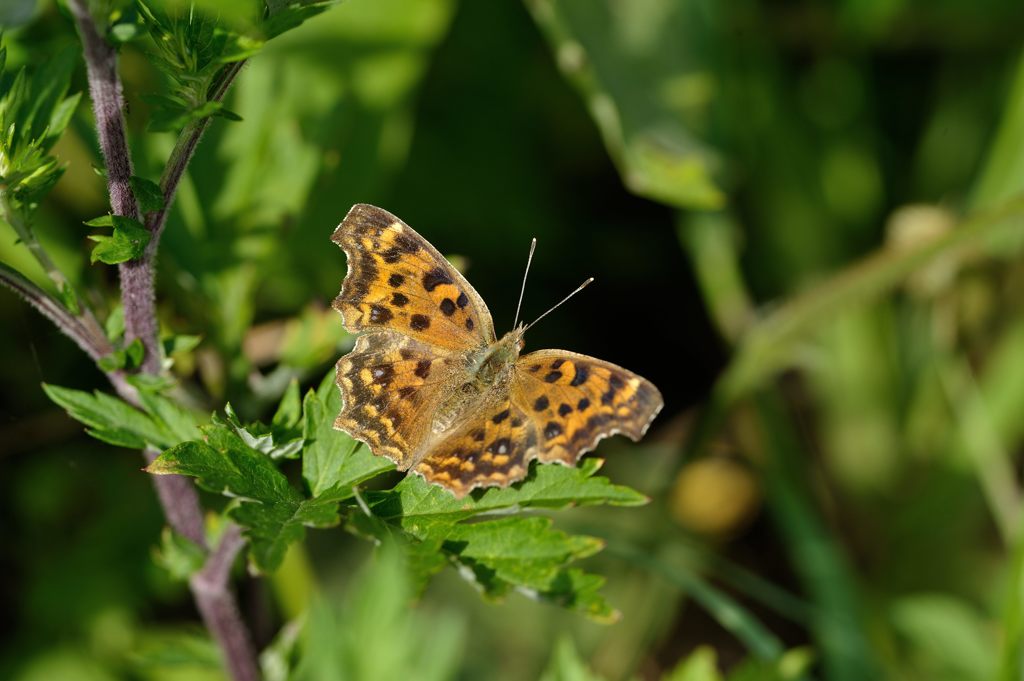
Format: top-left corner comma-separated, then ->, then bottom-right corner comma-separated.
457,292 -> 469,308
533,396 -> 549,412
544,371 -> 562,383
440,298 -> 456,316
398,386 -> 416,398
470,428 -> 485,442
422,267 -> 453,292
577,397 -> 590,411
558,403 -> 572,417
399,349 -> 414,360
551,359 -> 566,369
391,292 -> 409,307
410,314 -> 430,331
393,233 -> 420,254
414,360 -> 432,379
381,247 -> 401,264
492,408 -> 510,424
465,318 -> 474,331
570,365 -> 589,387
544,422 -> 563,439
369,305 -> 393,324
388,273 -> 405,287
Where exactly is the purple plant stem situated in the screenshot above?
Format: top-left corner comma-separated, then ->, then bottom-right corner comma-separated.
191,524 -> 260,681
67,0 -> 161,375
66,3 -> 260,679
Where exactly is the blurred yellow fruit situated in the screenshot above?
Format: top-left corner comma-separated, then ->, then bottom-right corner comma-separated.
669,457 -> 761,536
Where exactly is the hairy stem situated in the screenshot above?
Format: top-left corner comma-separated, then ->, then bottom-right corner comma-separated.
191,524 -> 260,681
0,193 -> 109,349
67,3 -> 260,678
67,0 -> 161,375
147,60 -> 246,255
0,261 -> 110,360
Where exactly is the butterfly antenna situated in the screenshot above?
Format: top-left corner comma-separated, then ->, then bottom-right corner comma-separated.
512,237 -> 537,329
523,277 -> 594,333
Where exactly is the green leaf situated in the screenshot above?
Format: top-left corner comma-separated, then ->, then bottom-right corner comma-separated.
443,516 -> 602,594
301,384 -> 394,497
540,636 -> 606,681
272,379 -> 302,431
153,527 -> 205,580
148,418 -> 350,572
526,0 -> 723,210
163,333 -> 202,356
261,1 -> 340,40
370,457 -> 646,531
43,383 -> 170,449
148,420 -> 298,501
131,175 -> 165,212
88,216 -> 151,264
224,401 -> 303,460
97,337 -> 145,372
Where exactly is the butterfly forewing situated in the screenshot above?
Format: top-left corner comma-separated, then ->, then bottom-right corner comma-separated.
332,204 -> 495,351
511,350 -> 663,465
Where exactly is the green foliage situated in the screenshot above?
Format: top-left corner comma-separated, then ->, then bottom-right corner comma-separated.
83,215 -> 152,264
0,44 -> 80,212
526,0 -> 723,210
288,542 -> 464,681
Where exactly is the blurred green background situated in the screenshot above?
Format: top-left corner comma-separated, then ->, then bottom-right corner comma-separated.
4,0 -> 1024,679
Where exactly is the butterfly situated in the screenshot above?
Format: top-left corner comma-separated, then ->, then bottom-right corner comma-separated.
331,204 -> 663,498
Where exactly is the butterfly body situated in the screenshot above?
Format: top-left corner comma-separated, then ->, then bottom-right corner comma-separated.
332,204 -> 663,497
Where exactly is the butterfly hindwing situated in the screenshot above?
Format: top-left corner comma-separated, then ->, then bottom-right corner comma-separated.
332,203 -> 495,350
511,350 -> 663,465
335,330 -> 461,470
413,398 -> 538,498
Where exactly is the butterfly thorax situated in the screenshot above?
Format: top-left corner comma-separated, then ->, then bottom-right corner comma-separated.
429,330 -> 524,436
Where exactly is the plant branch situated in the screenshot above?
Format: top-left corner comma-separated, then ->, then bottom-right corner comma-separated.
146,60 -> 246,256
68,0 -> 161,374
67,4 -> 260,679
190,524 -> 260,681
0,261 -> 110,360
0,193 -> 109,350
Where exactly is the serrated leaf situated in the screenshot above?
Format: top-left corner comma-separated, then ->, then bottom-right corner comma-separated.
302,385 -> 394,497
88,216 -> 151,264
261,1 -> 339,40
131,175 -> 165,212
148,421 -> 298,502
442,516 -> 603,594
224,401 -> 303,460
137,390 -> 202,444
43,383 -> 170,449
370,457 -> 646,530
147,418 -> 354,572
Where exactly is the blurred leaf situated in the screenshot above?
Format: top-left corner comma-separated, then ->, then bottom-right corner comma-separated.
664,646 -> 722,681
540,636 -> 605,681
891,594 -> 996,681
292,541 -> 464,681
153,527 -> 205,580
97,338 -> 146,372
526,0 -> 723,210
